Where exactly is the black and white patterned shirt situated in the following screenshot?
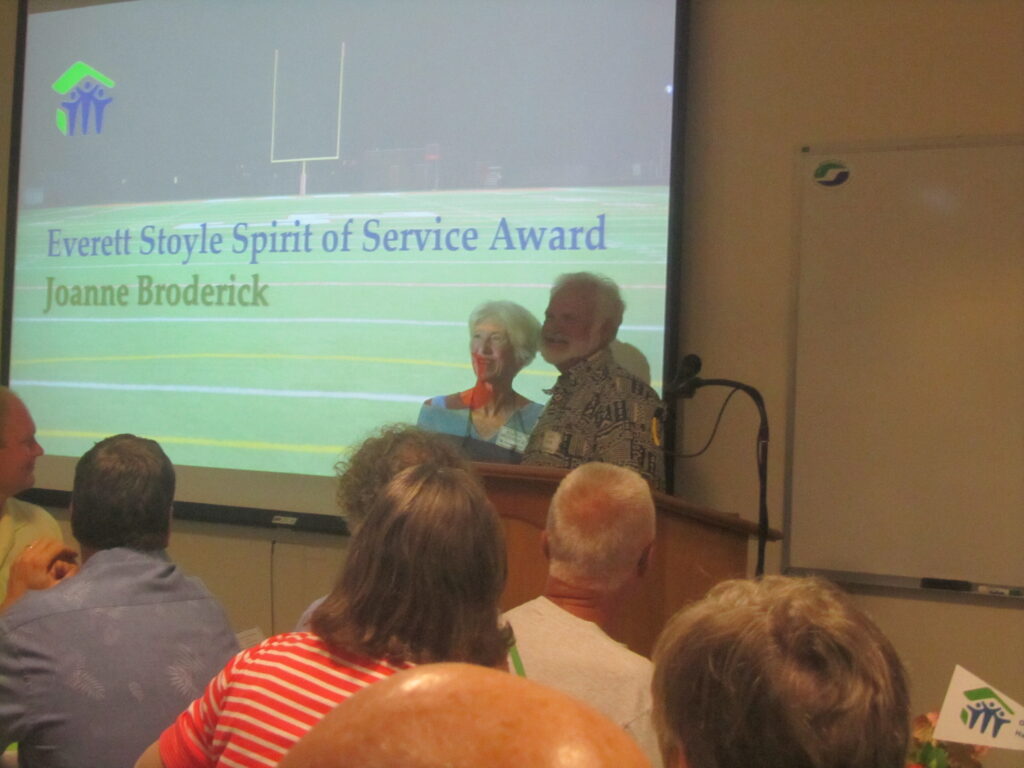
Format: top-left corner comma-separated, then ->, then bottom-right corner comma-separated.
523,348 -> 666,490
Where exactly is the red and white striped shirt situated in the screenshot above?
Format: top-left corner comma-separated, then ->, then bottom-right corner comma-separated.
157,631 -> 409,767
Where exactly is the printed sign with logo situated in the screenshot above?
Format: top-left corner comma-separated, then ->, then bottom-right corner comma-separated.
934,665 -> 1024,751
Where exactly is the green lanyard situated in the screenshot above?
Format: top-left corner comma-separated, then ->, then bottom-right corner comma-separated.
509,642 -> 527,678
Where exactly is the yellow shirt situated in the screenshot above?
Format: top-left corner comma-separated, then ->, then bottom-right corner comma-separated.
0,497 -> 62,603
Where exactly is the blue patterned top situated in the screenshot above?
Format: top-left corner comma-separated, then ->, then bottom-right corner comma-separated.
0,547 -> 239,768
417,396 -> 544,463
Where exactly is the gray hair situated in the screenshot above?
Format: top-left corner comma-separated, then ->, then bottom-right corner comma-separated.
552,272 -> 625,334
546,462 -> 655,590
468,300 -> 541,368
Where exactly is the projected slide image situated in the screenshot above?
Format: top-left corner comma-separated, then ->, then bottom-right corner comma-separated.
12,187 -> 668,477
9,0 -> 677,504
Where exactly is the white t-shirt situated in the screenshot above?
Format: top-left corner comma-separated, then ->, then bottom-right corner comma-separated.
503,596 -> 662,768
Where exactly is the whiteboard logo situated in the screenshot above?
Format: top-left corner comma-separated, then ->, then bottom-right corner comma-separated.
813,161 -> 849,187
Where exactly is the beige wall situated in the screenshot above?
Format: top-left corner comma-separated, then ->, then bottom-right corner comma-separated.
3,2 -> 1022,761
676,3 -> 1023,763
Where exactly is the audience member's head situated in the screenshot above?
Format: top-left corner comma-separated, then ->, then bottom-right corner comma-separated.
71,433 -> 175,553
335,424 -> 472,532
541,272 -> 625,369
546,462 -> 655,591
312,463 -> 510,667
652,575 -> 910,768
0,387 -> 44,506
278,662 -> 652,768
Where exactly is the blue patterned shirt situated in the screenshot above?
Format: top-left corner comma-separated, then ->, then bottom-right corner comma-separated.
0,547 -> 239,768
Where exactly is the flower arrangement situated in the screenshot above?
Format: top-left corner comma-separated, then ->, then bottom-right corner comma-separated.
907,712 -> 989,768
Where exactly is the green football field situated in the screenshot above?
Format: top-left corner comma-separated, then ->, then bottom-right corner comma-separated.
10,186 -> 668,477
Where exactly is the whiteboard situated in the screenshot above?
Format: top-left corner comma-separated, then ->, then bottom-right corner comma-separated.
786,137 -> 1024,591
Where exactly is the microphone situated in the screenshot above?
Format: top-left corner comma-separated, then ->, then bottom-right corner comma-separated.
667,353 -> 703,397
679,353 -> 702,378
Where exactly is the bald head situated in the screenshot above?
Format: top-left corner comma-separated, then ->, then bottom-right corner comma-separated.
278,663 -> 651,768
546,462 -> 655,590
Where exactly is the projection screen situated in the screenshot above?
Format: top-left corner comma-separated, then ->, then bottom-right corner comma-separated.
3,0 -> 686,528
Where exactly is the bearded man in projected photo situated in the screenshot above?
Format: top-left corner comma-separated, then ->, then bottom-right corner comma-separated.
523,273 -> 666,490
418,300 -> 544,463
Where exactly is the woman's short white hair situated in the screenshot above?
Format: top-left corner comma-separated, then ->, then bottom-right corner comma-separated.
468,300 -> 542,368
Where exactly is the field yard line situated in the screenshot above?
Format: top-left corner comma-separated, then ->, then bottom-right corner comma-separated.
12,379 -> 426,402
39,429 -> 345,454
16,352 -> 470,365
14,317 -> 662,331
15,316 -> 463,325
264,281 -> 665,289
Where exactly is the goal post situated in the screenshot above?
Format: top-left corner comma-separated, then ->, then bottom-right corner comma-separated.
269,43 -> 346,194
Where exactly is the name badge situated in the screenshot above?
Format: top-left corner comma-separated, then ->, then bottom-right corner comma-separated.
496,425 -> 529,452
540,430 -> 562,454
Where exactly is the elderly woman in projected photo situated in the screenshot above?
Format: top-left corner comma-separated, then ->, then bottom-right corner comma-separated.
417,300 -> 543,463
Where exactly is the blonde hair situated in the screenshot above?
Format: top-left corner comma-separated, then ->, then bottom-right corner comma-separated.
652,576 -> 910,768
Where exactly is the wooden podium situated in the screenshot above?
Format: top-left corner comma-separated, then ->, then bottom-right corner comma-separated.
476,462 -> 781,658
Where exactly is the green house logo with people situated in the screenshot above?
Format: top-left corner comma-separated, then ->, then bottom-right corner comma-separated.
52,61 -> 116,136
960,687 -> 1013,737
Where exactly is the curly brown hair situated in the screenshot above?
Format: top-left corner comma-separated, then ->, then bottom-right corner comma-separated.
335,424 -> 473,532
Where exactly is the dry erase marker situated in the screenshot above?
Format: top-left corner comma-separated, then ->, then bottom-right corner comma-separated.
975,584 -> 1024,597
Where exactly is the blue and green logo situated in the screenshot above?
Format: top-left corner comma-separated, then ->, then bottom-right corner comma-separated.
960,686 -> 1013,737
52,61 -> 115,136
813,161 -> 849,187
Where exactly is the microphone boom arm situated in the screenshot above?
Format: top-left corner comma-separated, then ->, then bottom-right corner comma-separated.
678,375 -> 771,577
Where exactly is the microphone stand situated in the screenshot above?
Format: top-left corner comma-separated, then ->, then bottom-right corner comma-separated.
668,358 -> 771,576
